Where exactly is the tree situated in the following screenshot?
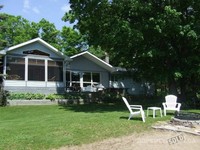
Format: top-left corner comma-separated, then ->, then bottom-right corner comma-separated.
0,5 -> 8,49
0,13 -> 89,56
64,0 -> 200,100
37,18 -> 61,49
0,14 -> 38,47
60,26 -> 86,56
88,45 -> 106,60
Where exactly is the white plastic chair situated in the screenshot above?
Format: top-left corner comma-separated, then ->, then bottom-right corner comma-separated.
162,95 -> 181,116
122,97 -> 145,122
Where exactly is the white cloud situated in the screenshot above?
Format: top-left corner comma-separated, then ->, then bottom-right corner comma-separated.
32,7 -> 40,14
61,4 -> 71,12
23,0 -> 40,14
23,0 -> 30,9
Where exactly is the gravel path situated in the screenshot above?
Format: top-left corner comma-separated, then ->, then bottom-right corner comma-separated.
55,130 -> 200,150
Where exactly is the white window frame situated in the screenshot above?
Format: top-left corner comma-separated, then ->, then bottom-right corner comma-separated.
67,71 -> 101,90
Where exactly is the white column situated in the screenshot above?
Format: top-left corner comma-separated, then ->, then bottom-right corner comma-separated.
45,59 -> 48,87
2,56 -> 7,87
3,56 -> 7,76
80,72 -> 83,88
25,57 -> 28,86
63,61 -> 66,88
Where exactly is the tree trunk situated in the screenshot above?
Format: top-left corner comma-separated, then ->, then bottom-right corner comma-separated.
168,76 -> 178,95
179,78 -> 187,102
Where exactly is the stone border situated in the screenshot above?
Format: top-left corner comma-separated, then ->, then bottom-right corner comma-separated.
172,117 -> 200,126
7,100 -> 58,106
7,99 -> 86,106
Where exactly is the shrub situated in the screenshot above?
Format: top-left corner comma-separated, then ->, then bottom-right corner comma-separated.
0,88 -> 9,106
8,92 -> 45,100
99,92 -> 122,104
45,94 -> 57,101
34,93 -> 46,99
8,93 -> 26,100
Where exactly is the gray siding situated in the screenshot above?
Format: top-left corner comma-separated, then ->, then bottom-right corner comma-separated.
110,78 -> 155,95
70,56 -> 111,88
71,56 -> 108,72
101,72 -> 110,88
7,42 -> 62,59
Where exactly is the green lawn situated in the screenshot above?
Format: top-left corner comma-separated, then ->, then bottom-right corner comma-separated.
0,104 -> 188,150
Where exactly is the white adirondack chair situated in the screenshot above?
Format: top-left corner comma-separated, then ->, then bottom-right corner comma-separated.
162,95 -> 181,116
122,97 -> 145,122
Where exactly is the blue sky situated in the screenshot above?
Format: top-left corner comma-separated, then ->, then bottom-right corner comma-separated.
1,0 -> 73,30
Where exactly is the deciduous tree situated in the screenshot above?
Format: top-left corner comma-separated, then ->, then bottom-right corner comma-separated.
64,0 -> 200,100
0,14 -> 38,47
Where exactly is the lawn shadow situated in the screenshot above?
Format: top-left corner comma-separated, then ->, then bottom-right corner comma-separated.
119,116 -> 144,122
58,103 -> 127,113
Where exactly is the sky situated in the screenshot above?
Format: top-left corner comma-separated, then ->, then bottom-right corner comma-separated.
1,0 -> 73,30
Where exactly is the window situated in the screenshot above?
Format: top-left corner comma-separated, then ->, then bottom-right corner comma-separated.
71,71 -> 80,82
83,72 -> 100,86
71,71 -> 81,88
93,73 -> 100,83
67,71 -> 100,88
66,71 -> 81,91
23,50 -> 50,56
83,72 -> 91,82
66,71 -> 70,87
48,60 -> 63,81
6,56 -> 25,80
28,59 -> 45,81
83,72 -> 91,87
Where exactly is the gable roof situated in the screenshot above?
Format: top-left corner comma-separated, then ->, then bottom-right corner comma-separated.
3,38 -> 72,61
71,51 -> 114,72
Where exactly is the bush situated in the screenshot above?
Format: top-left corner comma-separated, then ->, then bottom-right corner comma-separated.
8,92 -> 45,100
0,88 -> 9,106
8,92 -> 85,101
100,92 -> 122,104
45,94 -> 57,101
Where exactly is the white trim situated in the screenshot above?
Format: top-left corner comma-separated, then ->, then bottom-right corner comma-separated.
25,57 -> 28,82
27,81 -> 46,87
5,80 -> 26,86
80,72 -> 83,88
5,38 -> 72,61
45,59 -> 48,83
63,61 -> 66,88
4,80 -> 65,87
3,55 -> 7,75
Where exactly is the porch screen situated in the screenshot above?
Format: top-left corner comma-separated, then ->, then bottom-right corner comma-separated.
28,59 -> 45,81
6,56 -> 25,80
48,60 -> 63,81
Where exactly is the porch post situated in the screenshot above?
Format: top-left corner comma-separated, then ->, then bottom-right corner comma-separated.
63,60 -> 66,90
45,59 -> 48,87
25,57 -> 28,86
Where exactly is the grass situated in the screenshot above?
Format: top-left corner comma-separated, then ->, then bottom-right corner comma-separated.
0,103 -> 193,150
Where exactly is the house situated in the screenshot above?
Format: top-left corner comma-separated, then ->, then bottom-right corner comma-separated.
0,38 -> 115,94
0,38 -> 154,95
0,38 -> 72,94
67,51 -> 114,92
